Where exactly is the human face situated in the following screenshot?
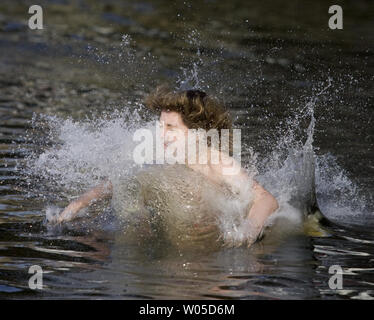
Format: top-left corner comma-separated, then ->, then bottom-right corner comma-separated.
159,111 -> 189,149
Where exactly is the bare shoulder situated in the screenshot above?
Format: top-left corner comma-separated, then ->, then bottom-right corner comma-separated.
208,150 -> 252,192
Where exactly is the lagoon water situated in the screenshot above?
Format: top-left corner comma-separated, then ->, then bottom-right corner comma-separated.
0,0 -> 373,299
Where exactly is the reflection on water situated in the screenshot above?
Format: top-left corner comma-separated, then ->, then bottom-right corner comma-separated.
3,218 -> 373,299
0,0 -> 373,299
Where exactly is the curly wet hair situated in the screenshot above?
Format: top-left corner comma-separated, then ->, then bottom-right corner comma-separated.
144,85 -> 233,132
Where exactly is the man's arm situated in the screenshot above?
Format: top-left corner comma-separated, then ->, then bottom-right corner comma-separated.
245,180 -> 279,245
225,168 -> 279,246
56,180 -> 113,224
212,151 -> 279,246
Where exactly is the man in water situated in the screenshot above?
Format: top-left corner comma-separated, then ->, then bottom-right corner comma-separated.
56,86 -> 279,247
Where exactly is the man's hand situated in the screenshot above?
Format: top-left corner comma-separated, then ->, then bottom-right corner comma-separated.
51,180 -> 113,225
221,218 -> 263,248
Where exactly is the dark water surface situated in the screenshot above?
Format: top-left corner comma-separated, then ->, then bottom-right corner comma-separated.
0,0 -> 373,299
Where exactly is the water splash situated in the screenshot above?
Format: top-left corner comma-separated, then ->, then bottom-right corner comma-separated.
254,78 -> 372,229
177,29 -> 204,90
82,34 -> 158,94
316,153 -> 373,225
20,80 -> 373,246
21,105 -> 151,202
